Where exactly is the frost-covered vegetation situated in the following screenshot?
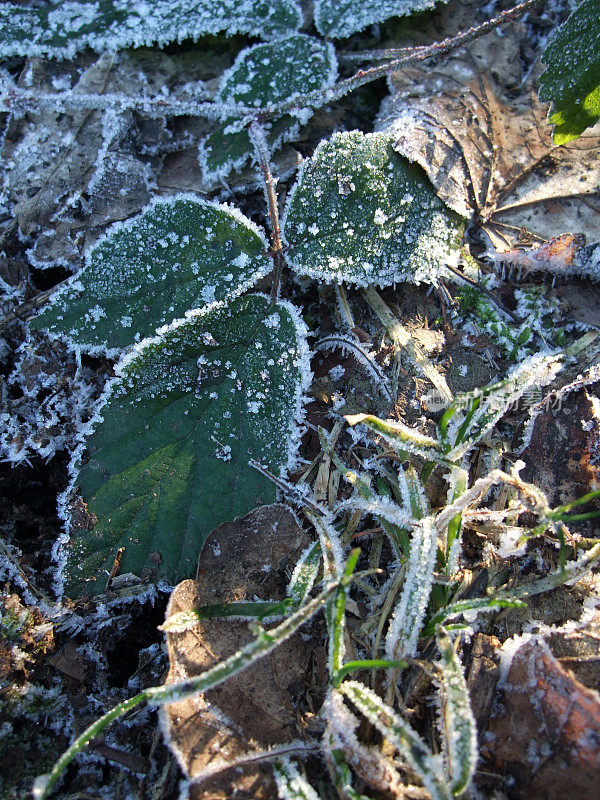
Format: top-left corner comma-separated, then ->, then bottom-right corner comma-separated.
1,1 -> 600,799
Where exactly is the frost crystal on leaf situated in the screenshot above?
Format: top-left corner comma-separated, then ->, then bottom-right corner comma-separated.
0,0 -> 303,59
62,294 -> 311,597
314,0 -> 450,39
30,195 -> 270,354
199,34 -> 337,186
283,131 -> 463,288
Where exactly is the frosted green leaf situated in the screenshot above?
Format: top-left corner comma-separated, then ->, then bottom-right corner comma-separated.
314,0 -> 449,38
63,294 -> 310,597
539,0 -> 600,144
30,195 -> 270,354
200,35 -> 337,185
0,0 -> 303,59
283,132 -> 463,287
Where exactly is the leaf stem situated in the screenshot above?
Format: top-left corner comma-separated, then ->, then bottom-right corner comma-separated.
251,0 -> 542,121
248,120 -> 286,303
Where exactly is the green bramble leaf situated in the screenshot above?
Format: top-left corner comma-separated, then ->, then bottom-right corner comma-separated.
63,294 -> 310,597
314,0 -> 449,39
539,0 -> 600,144
283,131 -> 463,288
199,34 -> 337,185
0,0 -> 302,60
30,196 -> 270,354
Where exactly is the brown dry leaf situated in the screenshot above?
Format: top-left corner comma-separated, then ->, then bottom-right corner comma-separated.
548,608 -> 600,692
465,633 -> 501,730
520,386 -> 600,507
377,33 -> 600,249
486,639 -> 600,800
161,504 -> 325,800
3,46 -> 230,266
4,53 -> 117,237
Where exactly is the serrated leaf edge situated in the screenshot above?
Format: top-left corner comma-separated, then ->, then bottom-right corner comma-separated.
281,130 -> 460,288
52,293 -> 312,601
0,1 -> 304,60
31,192 -> 270,358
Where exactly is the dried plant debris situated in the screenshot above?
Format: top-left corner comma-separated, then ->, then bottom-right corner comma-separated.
161,504 -> 324,800
0,334 -> 104,464
3,53 -> 133,238
485,640 -> 600,800
377,43 -> 600,250
1,44 -> 238,266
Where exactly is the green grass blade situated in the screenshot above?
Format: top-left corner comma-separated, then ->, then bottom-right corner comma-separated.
435,627 -> 478,795
340,680 -> 452,800
385,516 -> 438,660
160,600 -> 291,631
274,758 -> 323,799
421,597 -> 525,638
287,540 -> 322,610
334,659 -> 407,686
345,413 -> 448,465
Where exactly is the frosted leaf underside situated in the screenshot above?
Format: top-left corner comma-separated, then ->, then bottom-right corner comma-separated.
538,0 -> 600,144
30,196 -> 269,353
0,0 -> 303,58
314,0 -> 448,38
200,34 -> 337,184
283,131 -> 462,287
65,294 -> 308,597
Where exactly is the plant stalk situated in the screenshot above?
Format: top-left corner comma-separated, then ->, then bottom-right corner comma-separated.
249,120 -> 286,303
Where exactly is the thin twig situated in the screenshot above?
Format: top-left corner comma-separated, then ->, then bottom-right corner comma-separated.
0,285 -> 66,330
253,0 -> 541,122
249,459 -> 327,516
442,262 -> 519,322
248,120 -> 286,303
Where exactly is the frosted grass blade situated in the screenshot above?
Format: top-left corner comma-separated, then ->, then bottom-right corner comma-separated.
340,680 -> 452,800
435,626 -> 477,795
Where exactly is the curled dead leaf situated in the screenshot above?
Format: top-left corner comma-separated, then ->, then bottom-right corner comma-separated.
377,42 -> 600,250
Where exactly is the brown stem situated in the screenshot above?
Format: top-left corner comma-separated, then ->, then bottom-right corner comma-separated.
256,0 -> 542,121
248,120 -> 286,303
